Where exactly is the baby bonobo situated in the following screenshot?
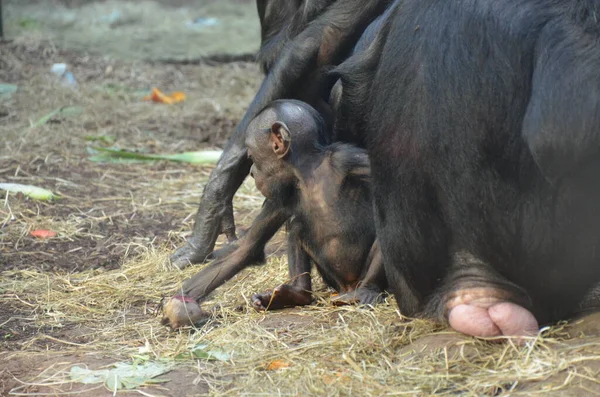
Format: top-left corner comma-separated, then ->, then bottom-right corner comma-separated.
162,100 -> 387,329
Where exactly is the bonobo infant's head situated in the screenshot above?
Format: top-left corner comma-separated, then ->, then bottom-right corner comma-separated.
245,100 -> 328,200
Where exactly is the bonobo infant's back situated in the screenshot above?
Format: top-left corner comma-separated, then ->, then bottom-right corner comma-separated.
161,100 -> 386,329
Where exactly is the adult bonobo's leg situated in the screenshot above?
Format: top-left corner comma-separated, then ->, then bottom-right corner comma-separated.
363,0 -> 546,337
169,0 -> 391,269
363,0 -> 600,339
256,0 -> 331,73
252,218 -> 313,311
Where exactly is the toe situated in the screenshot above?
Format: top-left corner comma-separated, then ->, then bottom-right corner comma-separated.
488,302 -> 539,337
448,304 -> 502,337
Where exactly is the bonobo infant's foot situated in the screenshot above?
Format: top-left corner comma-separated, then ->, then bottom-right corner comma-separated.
446,288 -> 539,339
161,295 -> 210,329
331,287 -> 385,307
252,284 -> 312,311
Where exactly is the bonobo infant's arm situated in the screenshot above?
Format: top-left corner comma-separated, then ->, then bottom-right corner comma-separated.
161,200 -> 289,329
180,200 -> 290,301
169,0 -> 390,269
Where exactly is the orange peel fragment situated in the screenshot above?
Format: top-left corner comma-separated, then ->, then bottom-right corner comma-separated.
143,88 -> 186,104
30,229 -> 57,239
265,360 -> 291,371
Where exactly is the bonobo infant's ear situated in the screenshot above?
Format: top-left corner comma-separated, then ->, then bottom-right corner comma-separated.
270,121 -> 291,159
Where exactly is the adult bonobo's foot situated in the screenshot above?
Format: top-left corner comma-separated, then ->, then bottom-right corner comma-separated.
331,287 -> 385,307
169,201 -> 239,270
170,239 -> 241,270
446,288 -> 539,339
252,284 -> 312,311
204,239 -> 244,262
161,295 -> 210,329
169,242 -> 211,270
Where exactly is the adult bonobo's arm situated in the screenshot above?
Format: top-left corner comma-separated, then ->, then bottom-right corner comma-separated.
170,0 -> 391,269
180,200 -> 290,300
522,18 -> 600,185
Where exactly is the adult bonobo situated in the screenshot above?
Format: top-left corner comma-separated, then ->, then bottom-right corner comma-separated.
161,100 -> 387,329
332,0 -> 600,338
169,0 -> 392,269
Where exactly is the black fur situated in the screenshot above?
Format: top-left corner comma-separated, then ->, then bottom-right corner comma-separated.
335,0 -> 600,324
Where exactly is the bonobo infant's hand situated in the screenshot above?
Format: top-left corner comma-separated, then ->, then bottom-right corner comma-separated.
161,295 -> 209,329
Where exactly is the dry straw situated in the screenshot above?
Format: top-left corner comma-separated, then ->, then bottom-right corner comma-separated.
3,249 -> 600,395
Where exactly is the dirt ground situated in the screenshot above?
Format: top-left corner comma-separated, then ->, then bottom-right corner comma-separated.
2,2 -> 600,396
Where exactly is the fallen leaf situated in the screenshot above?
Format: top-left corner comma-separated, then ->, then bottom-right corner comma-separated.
266,360 -> 291,371
175,344 -> 230,361
169,91 -> 186,102
0,183 -> 58,201
88,147 -> 222,164
30,106 -> 82,128
30,229 -> 57,239
69,361 -> 173,392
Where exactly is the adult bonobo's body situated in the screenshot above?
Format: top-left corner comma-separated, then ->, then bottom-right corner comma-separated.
335,0 -> 600,338
162,100 -> 386,328
169,0 -> 392,269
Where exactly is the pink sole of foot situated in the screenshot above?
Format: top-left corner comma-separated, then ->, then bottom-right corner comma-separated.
449,302 -> 539,338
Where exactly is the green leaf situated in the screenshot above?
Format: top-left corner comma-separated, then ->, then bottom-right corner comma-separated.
105,374 -> 119,392
69,366 -> 111,384
69,361 -> 173,391
88,147 -> 223,164
30,106 -> 83,128
31,108 -> 63,128
175,344 -> 230,361
0,183 -> 58,201
87,154 -> 141,163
